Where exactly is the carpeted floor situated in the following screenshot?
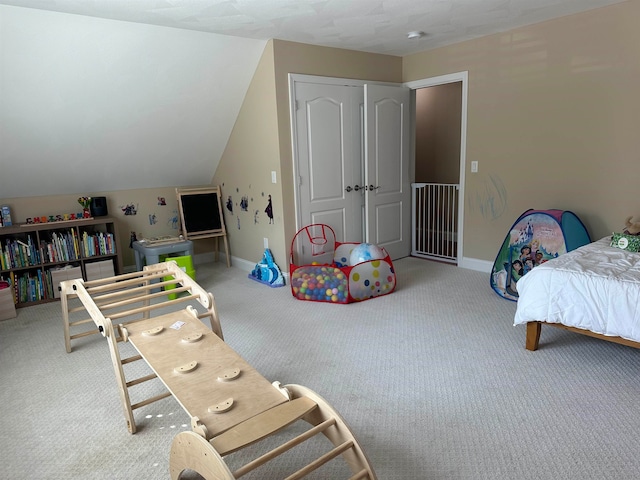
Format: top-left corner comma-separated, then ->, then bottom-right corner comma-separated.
2,257 -> 640,479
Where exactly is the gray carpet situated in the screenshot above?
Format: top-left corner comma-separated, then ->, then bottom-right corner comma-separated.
2,257 -> 640,479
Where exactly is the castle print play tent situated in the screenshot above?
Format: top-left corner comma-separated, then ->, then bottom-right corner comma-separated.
490,209 -> 591,301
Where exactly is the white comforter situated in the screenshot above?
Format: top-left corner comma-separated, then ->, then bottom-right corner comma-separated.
514,236 -> 640,342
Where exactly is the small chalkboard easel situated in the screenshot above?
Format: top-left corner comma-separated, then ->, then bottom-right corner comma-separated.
176,186 -> 230,267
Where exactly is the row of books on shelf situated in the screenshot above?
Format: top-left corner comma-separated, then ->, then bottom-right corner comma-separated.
0,230 -> 116,270
2,270 -> 56,304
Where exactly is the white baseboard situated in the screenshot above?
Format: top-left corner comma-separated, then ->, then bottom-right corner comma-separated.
128,252 -> 489,277
195,252 -> 290,280
459,256 -> 493,273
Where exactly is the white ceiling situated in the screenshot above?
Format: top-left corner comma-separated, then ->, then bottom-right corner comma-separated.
0,0 -> 628,56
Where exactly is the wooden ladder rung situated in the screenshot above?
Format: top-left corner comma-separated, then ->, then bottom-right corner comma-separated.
69,329 -> 100,340
211,396 -> 318,456
349,469 -> 371,480
121,354 -> 143,365
285,440 -> 354,480
67,305 -> 89,314
130,391 -> 172,411
86,271 -> 169,293
108,295 -> 196,320
232,418 -> 336,478
126,373 -> 157,388
69,318 -> 94,327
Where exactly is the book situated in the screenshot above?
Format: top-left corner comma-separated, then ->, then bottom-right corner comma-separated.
0,205 -> 12,227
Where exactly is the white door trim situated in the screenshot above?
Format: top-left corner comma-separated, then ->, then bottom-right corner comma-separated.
404,71 -> 468,266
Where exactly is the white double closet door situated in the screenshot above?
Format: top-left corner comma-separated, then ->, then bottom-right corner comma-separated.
291,76 -> 411,260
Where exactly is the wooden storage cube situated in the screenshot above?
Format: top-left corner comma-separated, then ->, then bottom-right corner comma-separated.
0,287 -> 17,320
50,266 -> 83,299
85,259 -> 115,282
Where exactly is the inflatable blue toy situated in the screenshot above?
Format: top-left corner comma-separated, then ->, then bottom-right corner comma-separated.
249,248 -> 285,287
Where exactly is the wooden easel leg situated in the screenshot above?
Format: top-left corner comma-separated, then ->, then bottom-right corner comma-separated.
526,321 -> 542,351
223,235 -> 231,267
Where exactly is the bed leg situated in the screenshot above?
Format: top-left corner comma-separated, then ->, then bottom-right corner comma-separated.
526,322 -> 542,351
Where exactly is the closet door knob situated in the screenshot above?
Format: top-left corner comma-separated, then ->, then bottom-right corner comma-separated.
353,185 -> 361,191
367,185 -> 380,191
345,186 -> 353,192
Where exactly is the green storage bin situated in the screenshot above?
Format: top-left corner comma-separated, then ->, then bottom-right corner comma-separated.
163,255 -> 195,300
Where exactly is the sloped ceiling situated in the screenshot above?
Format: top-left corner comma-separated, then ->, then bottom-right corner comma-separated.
0,5 -> 266,199
0,0 -> 627,199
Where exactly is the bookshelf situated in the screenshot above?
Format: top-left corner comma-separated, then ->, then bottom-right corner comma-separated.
0,217 -> 122,308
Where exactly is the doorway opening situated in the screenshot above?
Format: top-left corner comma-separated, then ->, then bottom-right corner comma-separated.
406,71 -> 468,265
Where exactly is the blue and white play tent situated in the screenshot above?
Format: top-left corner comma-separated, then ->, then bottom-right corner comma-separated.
490,209 -> 591,301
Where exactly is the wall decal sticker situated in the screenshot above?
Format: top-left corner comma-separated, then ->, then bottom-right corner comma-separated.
168,210 -> 179,230
265,195 -> 274,224
121,203 -> 138,216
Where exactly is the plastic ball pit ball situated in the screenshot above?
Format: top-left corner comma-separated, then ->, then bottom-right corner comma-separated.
291,265 -> 348,303
349,243 -> 386,266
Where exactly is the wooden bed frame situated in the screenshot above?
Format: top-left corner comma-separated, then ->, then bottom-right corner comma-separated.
61,262 -> 376,479
526,321 -> 640,351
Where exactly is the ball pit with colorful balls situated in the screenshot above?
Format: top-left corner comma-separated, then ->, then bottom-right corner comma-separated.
290,242 -> 396,304
290,263 -> 349,303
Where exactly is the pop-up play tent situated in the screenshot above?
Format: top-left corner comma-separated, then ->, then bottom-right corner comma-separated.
490,209 -> 591,301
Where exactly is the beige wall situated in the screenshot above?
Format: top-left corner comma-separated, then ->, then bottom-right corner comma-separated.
0,187 -> 191,269
5,1 -> 637,271
404,1 -> 640,261
212,41 -> 284,265
215,39 -> 403,267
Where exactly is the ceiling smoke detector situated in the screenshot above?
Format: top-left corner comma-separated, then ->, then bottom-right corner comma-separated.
407,31 -> 426,40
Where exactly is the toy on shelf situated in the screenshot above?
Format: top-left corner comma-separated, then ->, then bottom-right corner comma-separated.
289,224 -> 396,303
623,216 -> 640,235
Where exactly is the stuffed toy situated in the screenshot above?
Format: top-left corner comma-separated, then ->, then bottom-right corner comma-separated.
623,216 -> 640,235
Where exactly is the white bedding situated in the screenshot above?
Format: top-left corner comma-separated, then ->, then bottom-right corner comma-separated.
514,236 -> 640,342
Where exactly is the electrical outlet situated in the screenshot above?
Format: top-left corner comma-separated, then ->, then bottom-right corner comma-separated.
264,237 -> 269,249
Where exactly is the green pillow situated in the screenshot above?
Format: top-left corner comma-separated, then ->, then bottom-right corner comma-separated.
611,232 -> 640,252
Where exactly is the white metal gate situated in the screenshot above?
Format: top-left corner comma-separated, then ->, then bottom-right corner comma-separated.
412,183 -> 459,263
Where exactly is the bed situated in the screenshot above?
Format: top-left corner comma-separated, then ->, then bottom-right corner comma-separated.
514,236 -> 640,351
